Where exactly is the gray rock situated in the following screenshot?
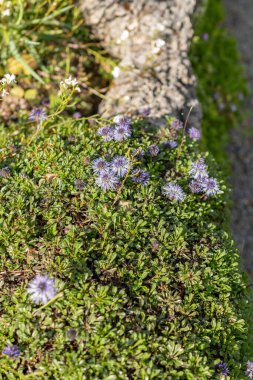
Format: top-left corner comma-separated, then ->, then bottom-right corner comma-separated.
80,0 -> 202,127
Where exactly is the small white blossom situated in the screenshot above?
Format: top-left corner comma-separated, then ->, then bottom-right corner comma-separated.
2,8 -> 10,16
60,76 -> 80,92
157,23 -> 165,32
152,38 -> 166,54
116,30 -> 129,44
112,66 -> 120,78
1,89 -> 9,98
0,73 -> 16,85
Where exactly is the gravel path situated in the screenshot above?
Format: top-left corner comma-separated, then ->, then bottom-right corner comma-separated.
223,0 -> 253,281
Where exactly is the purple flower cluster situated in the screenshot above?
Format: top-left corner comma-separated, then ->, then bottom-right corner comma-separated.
0,167 -> 11,178
188,158 -> 220,197
147,144 -> 159,157
96,171 -> 119,191
114,123 -> 131,141
246,361 -> 253,379
131,169 -> 150,185
188,127 -> 201,141
97,126 -> 114,142
92,158 -> 110,174
168,117 -> 183,142
2,345 -> 20,359
27,274 -> 57,304
214,361 -> 229,377
162,182 -> 185,202
164,140 -> 177,149
28,108 -> 47,123
97,116 -> 131,142
189,158 -> 208,180
75,179 -> 86,190
171,118 -> 183,130
92,155 -> 130,191
132,148 -> 145,159
111,156 -> 130,178
202,33 -> 209,41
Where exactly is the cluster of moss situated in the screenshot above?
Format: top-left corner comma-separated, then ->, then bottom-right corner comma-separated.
190,0 -> 248,173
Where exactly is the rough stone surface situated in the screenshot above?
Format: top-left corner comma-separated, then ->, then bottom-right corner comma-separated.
80,0 -> 201,126
223,0 -> 253,281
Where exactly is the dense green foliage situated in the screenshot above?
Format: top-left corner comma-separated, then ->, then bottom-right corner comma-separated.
0,110 -> 250,379
190,0 -> 248,172
0,0 -> 112,118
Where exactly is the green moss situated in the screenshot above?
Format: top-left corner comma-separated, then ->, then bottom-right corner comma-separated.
190,0 -> 248,174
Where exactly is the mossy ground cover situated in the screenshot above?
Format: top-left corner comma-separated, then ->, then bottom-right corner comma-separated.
0,0 -> 253,379
190,0 -> 248,173
0,86 -> 251,378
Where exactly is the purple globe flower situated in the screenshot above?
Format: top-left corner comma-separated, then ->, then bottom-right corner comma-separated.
0,167 -> 11,178
131,169 -> 150,185
114,115 -> 131,128
245,361 -> 253,379
132,148 -> 145,159
147,144 -> 159,157
164,140 -> 177,149
171,118 -> 183,130
75,179 -> 86,190
202,33 -> 209,41
96,171 -> 119,191
218,102 -> 225,111
113,124 -> 131,141
72,112 -> 82,119
162,183 -> 185,202
28,108 -> 47,123
2,345 -> 20,359
97,126 -> 114,142
214,362 -> 229,377
27,274 -> 57,304
189,158 -> 208,180
202,177 -> 220,197
189,180 -> 203,193
188,127 -> 201,141
110,156 -> 130,178
230,103 -> 237,113
91,158 -> 110,174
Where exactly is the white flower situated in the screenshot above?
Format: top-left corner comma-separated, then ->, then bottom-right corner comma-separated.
0,73 -> 16,85
112,66 -> 120,78
65,76 -> 78,86
116,30 -> 129,44
152,38 -> 166,54
60,76 -> 80,92
156,23 -> 165,32
2,8 -> 10,16
1,89 -> 9,98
